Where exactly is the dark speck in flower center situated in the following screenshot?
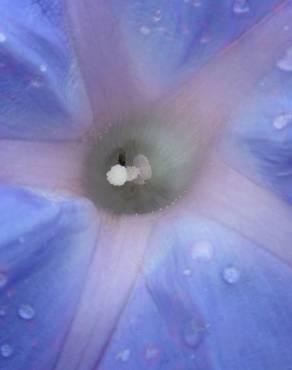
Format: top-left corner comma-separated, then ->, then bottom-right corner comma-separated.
117,150 -> 126,167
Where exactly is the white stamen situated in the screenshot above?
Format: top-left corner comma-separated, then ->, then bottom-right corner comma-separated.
106,154 -> 152,186
133,154 -> 152,184
126,166 -> 140,182
106,164 -> 128,186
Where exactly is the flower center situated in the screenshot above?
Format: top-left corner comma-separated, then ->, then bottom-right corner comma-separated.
84,116 -> 199,215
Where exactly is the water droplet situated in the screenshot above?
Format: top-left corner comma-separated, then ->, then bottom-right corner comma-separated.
277,46 -> 292,72
116,349 -> 131,362
0,273 -> 8,288
192,0 -> 201,7
233,0 -> 250,14
273,113 -> 292,130
0,33 -> 6,43
145,346 -> 160,360
30,80 -> 42,88
0,306 -> 6,317
182,268 -> 192,276
192,240 -> 213,261
18,304 -> 35,320
153,10 -> 161,22
182,319 -> 204,348
200,35 -> 211,44
140,26 -> 151,35
222,266 -> 240,284
39,64 -> 47,72
0,344 -> 13,358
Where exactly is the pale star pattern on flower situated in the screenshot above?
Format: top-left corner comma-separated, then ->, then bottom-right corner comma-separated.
0,0 -> 292,369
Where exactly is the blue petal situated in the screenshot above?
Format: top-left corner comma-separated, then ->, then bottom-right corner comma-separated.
110,0 -> 285,87
220,60 -> 292,203
0,0 -> 91,140
99,214 -> 292,370
0,186 -> 97,369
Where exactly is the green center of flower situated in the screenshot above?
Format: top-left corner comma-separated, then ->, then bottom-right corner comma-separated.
84,116 -> 198,215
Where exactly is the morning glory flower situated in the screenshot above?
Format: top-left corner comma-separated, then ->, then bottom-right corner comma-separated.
0,0 -> 292,369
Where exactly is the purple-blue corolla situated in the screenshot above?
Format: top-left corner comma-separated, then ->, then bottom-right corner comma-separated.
0,0 -> 292,369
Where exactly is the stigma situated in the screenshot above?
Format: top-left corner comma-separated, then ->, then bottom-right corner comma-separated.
106,154 -> 152,186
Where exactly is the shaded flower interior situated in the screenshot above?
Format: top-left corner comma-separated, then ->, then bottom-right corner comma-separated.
84,116 -> 199,214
